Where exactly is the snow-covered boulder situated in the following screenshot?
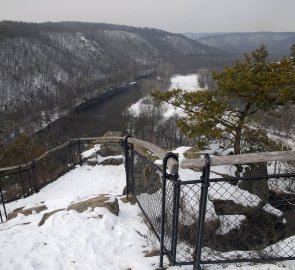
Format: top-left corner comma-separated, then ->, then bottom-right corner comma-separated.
99,157 -> 124,166
7,205 -> 48,220
87,157 -> 98,166
67,195 -> 119,216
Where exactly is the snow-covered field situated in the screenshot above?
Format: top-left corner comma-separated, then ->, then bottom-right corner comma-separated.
169,74 -> 201,91
128,74 -> 202,119
1,144 -> 295,270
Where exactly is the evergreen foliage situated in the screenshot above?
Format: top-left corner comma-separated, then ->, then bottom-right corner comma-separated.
152,45 -> 295,154
291,43 -> 295,58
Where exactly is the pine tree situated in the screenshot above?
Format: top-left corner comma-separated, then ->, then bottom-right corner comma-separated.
152,45 -> 295,155
291,43 -> 295,58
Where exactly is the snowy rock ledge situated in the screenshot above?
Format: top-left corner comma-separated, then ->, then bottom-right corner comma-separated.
67,194 -> 119,216
8,195 -> 120,226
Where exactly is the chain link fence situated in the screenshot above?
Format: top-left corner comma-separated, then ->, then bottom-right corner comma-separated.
0,139 -> 90,221
2,135 -> 295,269
125,140 -> 295,269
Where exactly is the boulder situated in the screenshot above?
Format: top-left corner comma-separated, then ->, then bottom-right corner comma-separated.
98,144 -> 122,157
8,205 -> 48,220
39,209 -> 65,226
103,131 -> 123,137
67,195 -> 119,216
86,158 -> 98,166
238,162 -> 270,202
211,199 -> 286,251
99,157 -> 123,166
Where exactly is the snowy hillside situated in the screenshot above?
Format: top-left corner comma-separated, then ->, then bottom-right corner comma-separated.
1,143 -> 295,270
184,32 -> 295,59
0,21 -> 228,130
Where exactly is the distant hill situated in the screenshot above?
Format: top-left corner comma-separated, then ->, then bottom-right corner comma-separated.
0,21 -> 230,133
184,32 -> 295,59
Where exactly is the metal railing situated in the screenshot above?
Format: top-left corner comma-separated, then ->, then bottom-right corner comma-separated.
1,134 -> 295,270
124,136 -> 295,270
0,136 -> 123,221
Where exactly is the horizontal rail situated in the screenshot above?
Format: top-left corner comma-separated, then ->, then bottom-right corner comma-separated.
128,137 -> 179,174
34,141 -> 70,162
72,137 -> 123,143
181,150 -> 295,169
0,135 -> 179,175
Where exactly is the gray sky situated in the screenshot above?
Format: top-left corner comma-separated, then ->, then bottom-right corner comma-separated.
0,0 -> 294,33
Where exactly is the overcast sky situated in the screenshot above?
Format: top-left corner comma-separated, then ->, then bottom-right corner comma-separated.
0,0 -> 294,33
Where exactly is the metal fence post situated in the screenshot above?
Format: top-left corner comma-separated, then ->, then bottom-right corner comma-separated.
78,139 -> 82,166
124,134 -> 132,198
193,154 -> 211,270
19,165 -> 25,197
69,140 -> 74,169
0,184 -> 7,221
72,140 -> 77,166
32,160 -> 39,193
171,174 -> 181,264
160,152 -> 179,268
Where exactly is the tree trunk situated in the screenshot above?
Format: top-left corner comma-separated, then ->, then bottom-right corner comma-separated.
234,127 -> 242,155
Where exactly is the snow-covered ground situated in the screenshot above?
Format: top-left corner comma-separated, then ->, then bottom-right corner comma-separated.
0,163 -> 163,270
1,144 -> 295,270
128,73 -> 202,119
169,74 -> 201,92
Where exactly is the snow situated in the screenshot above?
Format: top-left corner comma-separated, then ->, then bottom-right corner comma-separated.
169,74 -> 201,92
216,215 -> 247,235
1,144 -> 295,270
127,98 -> 146,117
81,144 -> 101,159
127,73 -> 203,119
263,203 -> 284,218
0,162 -> 165,270
162,74 -> 203,119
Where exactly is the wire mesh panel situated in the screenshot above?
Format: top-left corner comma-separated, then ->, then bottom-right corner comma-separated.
0,138 -> 122,210
162,178 -> 177,260
175,181 -> 202,264
0,167 -> 35,202
199,172 -> 295,264
34,143 -> 71,189
71,140 -> 87,166
131,150 -> 163,237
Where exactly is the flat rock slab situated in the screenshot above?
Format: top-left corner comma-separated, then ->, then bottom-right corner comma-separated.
39,209 -> 65,226
99,157 -> 123,166
67,195 -> 119,216
87,157 -> 98,166
8,205 -> 48,220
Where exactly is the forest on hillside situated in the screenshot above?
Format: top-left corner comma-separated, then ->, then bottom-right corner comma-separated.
0,21 -> 231,142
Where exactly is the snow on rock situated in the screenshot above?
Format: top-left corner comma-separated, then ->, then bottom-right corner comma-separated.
5,164 -> 126,214
263,203 -> 284,218
1,142 -> 295,270
209,182 -> 261,208
81,144 -> 101,159
216,215 -> 247,235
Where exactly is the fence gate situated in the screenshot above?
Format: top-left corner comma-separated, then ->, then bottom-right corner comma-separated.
124,137 -> 295,270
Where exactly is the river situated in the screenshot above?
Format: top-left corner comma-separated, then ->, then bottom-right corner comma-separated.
37,83 -> 143,144
36,74 -> 200,145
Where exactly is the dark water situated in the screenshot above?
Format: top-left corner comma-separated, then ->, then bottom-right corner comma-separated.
37,83 -> 144,144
